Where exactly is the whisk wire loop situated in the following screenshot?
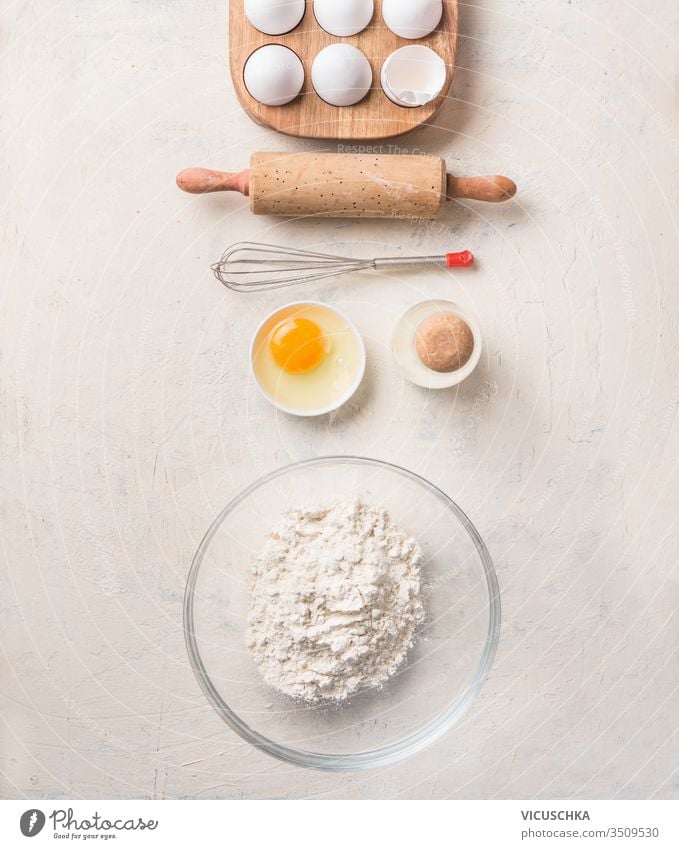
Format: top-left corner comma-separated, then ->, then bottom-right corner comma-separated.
211,241 -> 468,293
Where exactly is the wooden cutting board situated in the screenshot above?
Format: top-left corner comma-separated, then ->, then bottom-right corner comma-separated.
229,0 -> 458,141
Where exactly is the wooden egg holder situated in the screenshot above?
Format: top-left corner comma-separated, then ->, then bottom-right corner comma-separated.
229,0 -> 458,141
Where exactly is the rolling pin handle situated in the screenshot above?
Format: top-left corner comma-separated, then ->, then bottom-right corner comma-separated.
176,167 -> 250,196
446,174 -> 517,203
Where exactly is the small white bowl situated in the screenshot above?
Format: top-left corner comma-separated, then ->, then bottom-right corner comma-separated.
392,300 -> 482,389
250,301 -> 367,417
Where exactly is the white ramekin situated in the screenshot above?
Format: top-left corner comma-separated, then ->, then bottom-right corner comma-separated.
250,301 -> 367,417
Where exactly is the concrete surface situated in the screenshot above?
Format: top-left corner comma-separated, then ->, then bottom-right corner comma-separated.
1,0 -> 678,799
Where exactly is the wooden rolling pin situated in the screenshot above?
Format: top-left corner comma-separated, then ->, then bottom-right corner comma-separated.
176,152 -> 516,220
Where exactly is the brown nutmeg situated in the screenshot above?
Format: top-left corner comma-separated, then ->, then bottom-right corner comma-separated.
415,313 -> 475,373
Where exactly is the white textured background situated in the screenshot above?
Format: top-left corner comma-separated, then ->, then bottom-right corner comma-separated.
1,0 -> 678,799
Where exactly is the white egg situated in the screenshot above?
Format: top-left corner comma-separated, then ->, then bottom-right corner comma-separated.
244,45 -> 305,106
244,0 -> 306,36
381,45 -> 446,107
314,0 -> 374,37
382,0 -> 443,39
312,44 -> 372,107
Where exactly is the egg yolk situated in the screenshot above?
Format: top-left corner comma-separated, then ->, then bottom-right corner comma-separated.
269,317 -> 327,374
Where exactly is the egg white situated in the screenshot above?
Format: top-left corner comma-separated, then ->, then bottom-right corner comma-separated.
252,304 -> 365,415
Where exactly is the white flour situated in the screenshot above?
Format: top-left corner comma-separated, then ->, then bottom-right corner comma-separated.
247,499 -> 425,702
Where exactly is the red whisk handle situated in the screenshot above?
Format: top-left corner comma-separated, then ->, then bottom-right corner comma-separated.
446,251 -> 475,268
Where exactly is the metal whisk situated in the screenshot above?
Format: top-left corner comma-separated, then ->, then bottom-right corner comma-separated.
211,242 -> 474,293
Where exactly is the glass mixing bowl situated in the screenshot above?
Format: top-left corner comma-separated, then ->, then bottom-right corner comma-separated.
184,456 -> 500,771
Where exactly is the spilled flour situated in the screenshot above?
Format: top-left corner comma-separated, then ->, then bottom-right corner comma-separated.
247,499 -> 425,702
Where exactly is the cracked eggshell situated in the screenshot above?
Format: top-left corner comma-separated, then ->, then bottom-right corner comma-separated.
381,45 -> 446,107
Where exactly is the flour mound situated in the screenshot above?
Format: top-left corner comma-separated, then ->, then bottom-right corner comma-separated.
247,499 -> 425,702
